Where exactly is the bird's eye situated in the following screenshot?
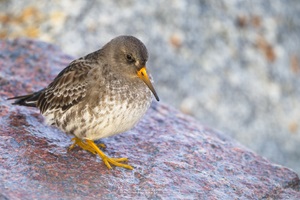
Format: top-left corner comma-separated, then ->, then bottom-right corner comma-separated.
126,54 -> 134,62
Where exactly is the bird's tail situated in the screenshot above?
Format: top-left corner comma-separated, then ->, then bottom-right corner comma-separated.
7,89 -> 44,107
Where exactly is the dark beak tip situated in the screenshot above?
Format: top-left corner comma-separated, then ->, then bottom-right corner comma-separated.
152,92 -> 159,101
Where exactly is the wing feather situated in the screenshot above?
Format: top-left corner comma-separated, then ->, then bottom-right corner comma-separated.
37,59 -> 93,114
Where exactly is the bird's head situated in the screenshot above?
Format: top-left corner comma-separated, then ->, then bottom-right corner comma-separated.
104,35 -> 159,101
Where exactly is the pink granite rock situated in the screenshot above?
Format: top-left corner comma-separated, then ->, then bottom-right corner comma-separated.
0,39 -> 299,199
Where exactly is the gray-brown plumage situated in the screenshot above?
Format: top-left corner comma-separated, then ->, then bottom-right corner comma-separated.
9,35 -> 159,170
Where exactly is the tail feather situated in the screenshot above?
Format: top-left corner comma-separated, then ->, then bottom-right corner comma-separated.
8,89 -> 44,107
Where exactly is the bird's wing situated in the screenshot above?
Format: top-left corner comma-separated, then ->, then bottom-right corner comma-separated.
37,58 -> 93,114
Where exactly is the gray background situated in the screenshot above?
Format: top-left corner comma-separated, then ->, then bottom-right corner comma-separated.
1,0 -> 299,175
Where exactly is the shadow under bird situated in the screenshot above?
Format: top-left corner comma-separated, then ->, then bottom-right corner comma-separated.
8,35 -> 159,170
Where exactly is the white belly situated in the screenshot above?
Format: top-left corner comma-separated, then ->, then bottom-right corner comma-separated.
83,101 -> 150,140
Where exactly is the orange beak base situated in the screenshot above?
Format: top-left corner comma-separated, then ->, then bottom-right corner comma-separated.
137,67 -> 159,101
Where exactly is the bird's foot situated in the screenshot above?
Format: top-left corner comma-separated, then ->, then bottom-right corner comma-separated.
69,137 -> 105,154
69,137 -> 133,170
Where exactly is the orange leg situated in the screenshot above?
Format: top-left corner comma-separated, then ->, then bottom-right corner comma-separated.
69,137 -> 133,170
69,137 -> 106,154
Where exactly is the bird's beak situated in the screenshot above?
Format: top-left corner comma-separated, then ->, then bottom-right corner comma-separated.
137,67 -> 159,101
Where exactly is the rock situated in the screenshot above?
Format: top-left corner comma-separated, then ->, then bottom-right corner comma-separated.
2,1 -> 300,175
0,39 -> 299,199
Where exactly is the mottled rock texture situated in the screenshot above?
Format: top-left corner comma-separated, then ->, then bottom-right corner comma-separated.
1,0 -> 300,175
0,39 -> 299,199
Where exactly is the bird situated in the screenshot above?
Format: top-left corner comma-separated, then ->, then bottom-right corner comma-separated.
8,35 -> 159,170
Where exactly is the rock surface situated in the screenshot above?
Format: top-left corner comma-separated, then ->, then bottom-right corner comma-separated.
1,0 -> 300,175
0,39 -> 300,199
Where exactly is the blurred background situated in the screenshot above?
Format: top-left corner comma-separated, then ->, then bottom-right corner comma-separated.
0,0 -> 299,175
